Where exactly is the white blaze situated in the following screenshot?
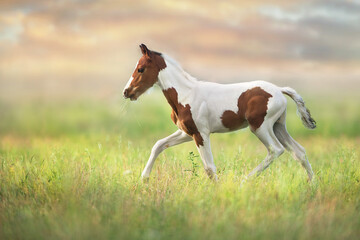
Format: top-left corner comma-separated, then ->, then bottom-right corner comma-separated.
123,61 -> 139,93
123,76 -> 133,93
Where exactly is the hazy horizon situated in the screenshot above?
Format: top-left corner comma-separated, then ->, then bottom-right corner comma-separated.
1,0 -> 359,100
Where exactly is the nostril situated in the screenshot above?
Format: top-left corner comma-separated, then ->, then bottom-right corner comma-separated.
123,89 -> 129,97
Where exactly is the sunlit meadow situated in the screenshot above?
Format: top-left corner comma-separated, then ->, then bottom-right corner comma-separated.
1,0 -> 360,239
1,91 -> 360,239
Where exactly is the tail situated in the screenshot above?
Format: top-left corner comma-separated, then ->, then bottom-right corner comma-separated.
281,87 -> 316,129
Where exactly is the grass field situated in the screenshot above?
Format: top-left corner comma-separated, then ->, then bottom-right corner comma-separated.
1,90 -> 360,239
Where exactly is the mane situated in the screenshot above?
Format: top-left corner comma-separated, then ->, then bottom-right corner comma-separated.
161,54 -> 198,82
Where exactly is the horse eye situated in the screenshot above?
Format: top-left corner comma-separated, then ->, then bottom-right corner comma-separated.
138,68 -> 144,73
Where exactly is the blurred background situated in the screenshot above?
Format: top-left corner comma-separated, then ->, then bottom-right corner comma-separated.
1,0 -> 360,101
1,0 -> 360,140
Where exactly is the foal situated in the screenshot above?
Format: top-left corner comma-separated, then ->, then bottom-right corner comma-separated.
123,44 -> 316,181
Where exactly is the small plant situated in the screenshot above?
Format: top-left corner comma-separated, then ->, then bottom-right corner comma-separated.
185,151 -> 200,177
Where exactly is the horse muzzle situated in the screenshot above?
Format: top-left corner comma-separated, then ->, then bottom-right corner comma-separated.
123,88 -> 138,101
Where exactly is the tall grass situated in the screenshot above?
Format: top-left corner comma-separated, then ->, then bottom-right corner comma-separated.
1,91 -> 359,239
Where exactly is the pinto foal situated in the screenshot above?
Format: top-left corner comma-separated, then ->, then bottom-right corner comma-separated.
123,44 -> 316,181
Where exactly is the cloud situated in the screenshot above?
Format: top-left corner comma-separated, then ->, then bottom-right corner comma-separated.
257,1 -> 360,61
0,13 -> 24,43
0,0 -> 359,99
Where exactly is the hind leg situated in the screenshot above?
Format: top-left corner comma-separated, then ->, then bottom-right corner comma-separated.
273,112 -> 314,181
248,123 -> 285,178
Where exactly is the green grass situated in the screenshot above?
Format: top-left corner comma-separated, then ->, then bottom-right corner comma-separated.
1,90 -> 360,239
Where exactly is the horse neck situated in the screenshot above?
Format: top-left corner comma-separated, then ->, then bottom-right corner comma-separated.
157,59 -> 197,93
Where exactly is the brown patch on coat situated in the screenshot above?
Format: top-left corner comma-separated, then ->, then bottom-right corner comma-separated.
221,87 -> 272,131
123,44 -> 166,100
163,88 -> 204,147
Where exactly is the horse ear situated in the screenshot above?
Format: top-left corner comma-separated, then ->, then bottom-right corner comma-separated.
139,44 -> 151,57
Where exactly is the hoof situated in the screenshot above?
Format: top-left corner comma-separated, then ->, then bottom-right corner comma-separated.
141,173 -> 150,182
142,177 -> 149,183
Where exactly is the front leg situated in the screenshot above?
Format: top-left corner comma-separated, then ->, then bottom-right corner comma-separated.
196,135 -> 218,181
141,130 -> 192,179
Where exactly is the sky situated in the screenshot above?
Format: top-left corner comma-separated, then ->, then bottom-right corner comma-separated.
0,0 -> 359,99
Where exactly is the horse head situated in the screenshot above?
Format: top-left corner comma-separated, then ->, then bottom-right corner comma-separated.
123,44 -> 166,100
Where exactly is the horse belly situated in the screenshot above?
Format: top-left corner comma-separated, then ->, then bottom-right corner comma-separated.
207,106 -> 249,133
210,118 -> 249,133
